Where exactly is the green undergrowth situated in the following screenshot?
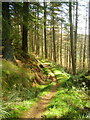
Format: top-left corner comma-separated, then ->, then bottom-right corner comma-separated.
1,83 -> 53,119
76,74 -> 90,90
1,59 -> 53,119
37,83 -> 53,97
44,66 -> 90,119
42,67 -> 51,75
2,59 -> 90,119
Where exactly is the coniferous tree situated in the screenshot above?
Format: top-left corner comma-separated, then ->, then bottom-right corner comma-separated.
69,1 -> 76,74
83,8 -> 87,69
22,2 -> 29,54
51,3 -> 56,63
44,1 -> 47,58
74,0 -> 78,72
88,0 -> 90,71
2,2 -> 14,61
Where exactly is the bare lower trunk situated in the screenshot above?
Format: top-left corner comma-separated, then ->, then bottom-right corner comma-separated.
2,2 -> 14,61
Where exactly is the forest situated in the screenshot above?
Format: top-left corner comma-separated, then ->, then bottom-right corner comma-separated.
1,0 -> 90,119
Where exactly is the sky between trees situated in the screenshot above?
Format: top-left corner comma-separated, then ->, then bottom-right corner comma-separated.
2,0 -> 90,74
2,0 -> 89,35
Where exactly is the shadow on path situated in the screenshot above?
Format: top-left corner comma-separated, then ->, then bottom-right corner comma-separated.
21,66 -> 58,118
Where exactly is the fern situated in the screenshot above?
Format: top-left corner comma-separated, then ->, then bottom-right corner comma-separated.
0,103 -> 10,119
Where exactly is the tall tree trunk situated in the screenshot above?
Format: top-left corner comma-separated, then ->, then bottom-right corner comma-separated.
66,37 -> 69,69
88,0 -> 90,71
34,17 -> 37,53
36,8 -> 39,56
32,28 -> 34,52
52,9 -> 56,63
52,19 -> 56,62
83,8 -> 87,69
67,42 -> 69,70
41,28 -> 44,58
60,22 -> 62,66
57,26 -> 60,64
29,23 -> 33,53
79,39 -> 83,70
50,27 -> 53,61
69,1 -> 76,74
64,41 -> 67,68
22,2 -> 29,54
74,0 -> 78,72
2,2 -> 14,61
44,2 -> 47,58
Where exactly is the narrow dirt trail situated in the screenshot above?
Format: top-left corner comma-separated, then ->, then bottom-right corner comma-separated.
21,65 -> 58,119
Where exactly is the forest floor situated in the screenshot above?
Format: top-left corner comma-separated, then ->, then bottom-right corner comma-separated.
21,65 -> 58,118
2,58 -> 90,119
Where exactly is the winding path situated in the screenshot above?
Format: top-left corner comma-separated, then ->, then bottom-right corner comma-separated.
21,65 -> 58,118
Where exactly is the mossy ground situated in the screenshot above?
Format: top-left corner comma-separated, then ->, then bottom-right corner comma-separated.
1,59 -> 90,119
1,59 -> 53,119
44,66 -> 90,119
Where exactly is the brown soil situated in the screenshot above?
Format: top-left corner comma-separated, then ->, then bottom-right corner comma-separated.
21,66 -> 58,119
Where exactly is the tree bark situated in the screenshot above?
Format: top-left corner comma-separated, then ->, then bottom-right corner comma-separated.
83,8 -> 87,69
52,7 -> 56,63
22,2 -> 29,54
44,2 -> 47,58
2,2 -> 14,61
74,0 -> 78,72
36,8 -> 39,56
88,0 -> 90,70
60,22 -> 62,66
69,1 -> 76,74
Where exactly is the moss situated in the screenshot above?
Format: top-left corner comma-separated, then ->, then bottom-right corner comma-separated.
2,59 -> 53,119
44,66 -> 90,119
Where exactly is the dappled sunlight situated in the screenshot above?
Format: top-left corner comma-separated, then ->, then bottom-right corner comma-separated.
2,59 -> 54,118
44,86 -> 90,118
21,65 -> 58,118
53,70 -> 62,75
2,59 -> 90,119
85,76 -> 90,80
2,1 -> 90,119
44,66 -> 90,119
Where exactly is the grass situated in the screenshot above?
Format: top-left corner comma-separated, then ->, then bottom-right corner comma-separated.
44,66 -> 90,119
1,83 -> 53,119
2,59 -> 90,119
1,100 -> 36,119
2,60 -> 35,91
37,83 -> 53,97
85,76 -> 90,80
1,59 -> 53,119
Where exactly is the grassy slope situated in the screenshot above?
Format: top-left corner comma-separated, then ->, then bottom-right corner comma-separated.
1,59 -> 53,119
1,58 -> 90,119
44,66 -> 90,119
